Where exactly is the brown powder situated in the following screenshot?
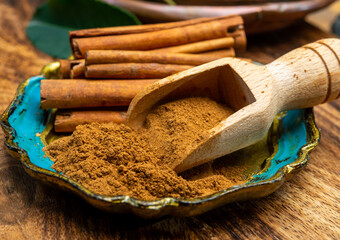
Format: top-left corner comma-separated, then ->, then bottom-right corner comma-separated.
44,97 -> 246,200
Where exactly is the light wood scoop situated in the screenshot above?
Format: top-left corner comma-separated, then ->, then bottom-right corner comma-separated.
126,38 -> 340,173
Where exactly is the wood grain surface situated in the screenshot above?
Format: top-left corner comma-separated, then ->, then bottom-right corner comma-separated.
0,0 -> 339,239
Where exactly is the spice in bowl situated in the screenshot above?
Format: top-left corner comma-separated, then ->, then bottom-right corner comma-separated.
44,97 -> 246,200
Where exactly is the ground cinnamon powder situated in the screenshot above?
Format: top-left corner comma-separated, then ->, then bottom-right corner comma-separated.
44,97 -> 247,200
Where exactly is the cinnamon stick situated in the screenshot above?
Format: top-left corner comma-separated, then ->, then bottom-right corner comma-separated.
199,48 -> 236,58
234,30 -> 247,51
151,37 -> 234,53
85,63 -> 193,79
69,16 -> 226,38
59,59 -> 84,78
70,61 -> 85,79
86,50 -> 220,66
59,59 -> 72,79
71,16 -> 244,58
55,109 -> 127,132
40,79 -> 158,109
60,52 -> 211,79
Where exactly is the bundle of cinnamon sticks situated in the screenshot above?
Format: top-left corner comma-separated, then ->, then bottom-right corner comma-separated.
40,16 -> 247,132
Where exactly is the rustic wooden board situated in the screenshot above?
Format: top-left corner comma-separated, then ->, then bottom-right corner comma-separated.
0,1 -> 339,239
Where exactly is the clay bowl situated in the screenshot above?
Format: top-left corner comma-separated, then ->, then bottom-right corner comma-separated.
0,72 -> 319,218
109,0 -> 335,34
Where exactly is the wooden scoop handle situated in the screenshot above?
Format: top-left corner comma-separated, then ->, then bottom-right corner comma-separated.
266,38 -> 340,111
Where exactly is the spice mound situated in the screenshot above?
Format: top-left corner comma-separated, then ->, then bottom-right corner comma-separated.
44,97 -> 246,200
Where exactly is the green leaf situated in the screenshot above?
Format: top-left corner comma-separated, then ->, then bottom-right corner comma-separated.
27,0 -> 141,59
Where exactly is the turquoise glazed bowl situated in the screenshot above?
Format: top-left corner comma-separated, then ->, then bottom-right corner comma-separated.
0,75 -> 320,218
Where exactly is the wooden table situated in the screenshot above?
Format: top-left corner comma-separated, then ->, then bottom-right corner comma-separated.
0,1 -> 339,239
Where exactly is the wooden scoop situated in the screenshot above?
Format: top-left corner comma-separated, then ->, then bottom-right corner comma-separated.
126,38 -> 340,173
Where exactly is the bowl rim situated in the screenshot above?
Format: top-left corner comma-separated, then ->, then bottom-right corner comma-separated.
0,76 -> 320,211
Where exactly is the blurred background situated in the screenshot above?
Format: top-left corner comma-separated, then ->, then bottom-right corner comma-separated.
307,0 -> 340,33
